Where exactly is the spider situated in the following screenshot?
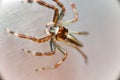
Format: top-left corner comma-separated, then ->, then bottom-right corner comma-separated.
6,0 -> 88,71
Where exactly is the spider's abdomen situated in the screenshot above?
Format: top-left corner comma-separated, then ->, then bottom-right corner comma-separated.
55,27 -> 68,40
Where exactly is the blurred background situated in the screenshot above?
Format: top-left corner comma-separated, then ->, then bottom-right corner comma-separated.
0,0 -> 120,80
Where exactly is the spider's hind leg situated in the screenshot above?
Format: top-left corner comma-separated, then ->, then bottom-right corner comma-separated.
22,39 -> 56,56
36,40 -> 68,71
22,49 -> 55,56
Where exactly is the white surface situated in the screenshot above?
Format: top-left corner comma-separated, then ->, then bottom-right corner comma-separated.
0,0 -> 120,80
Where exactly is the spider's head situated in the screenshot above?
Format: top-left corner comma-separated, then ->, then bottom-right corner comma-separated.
45,22 -> 59,35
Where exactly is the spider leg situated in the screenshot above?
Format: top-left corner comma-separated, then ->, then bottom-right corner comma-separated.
6,28 -> 52,43
60,2 -> 78,26
30,0 -> 59,24
36,40 -> 68,71
61,35 -> 88,63
53,0 -> 65,23
69,31 -> 89,35
22,39 -> 56,56
22,49 -> 55,56
75,46 -> 88,64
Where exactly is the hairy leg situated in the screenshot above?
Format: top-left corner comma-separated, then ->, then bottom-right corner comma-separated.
6,28 -> 52,43
22,39 -> 56,56
53,0 -> 65,23
75,46 -> 88,64
36,40 -> 68,71
69,31 -> 89,35
29,0 -> 59,24
60,2 -> 78,26
22,49 -> 55,56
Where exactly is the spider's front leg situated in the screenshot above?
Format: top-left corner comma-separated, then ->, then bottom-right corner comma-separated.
60,2 -> 79,25
6,28 -> 53,43
53,0 -> 65,23
27,0 -> 59,24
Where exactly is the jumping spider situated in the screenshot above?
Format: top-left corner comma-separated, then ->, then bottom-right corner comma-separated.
6,0 -> 88,71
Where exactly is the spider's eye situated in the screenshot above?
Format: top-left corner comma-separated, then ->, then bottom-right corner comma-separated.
46,23 -> 50,28
46,26 -> 54,32
46,22 -> 55,28
45,22 -> 56,34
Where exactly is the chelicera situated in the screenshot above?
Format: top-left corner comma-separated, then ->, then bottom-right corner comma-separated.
6,0 -> 88,71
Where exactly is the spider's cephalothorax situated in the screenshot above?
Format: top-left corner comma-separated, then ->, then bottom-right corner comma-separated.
46,22 -> 68,41
55,26 -> 68,40
6,0 -> 89,71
